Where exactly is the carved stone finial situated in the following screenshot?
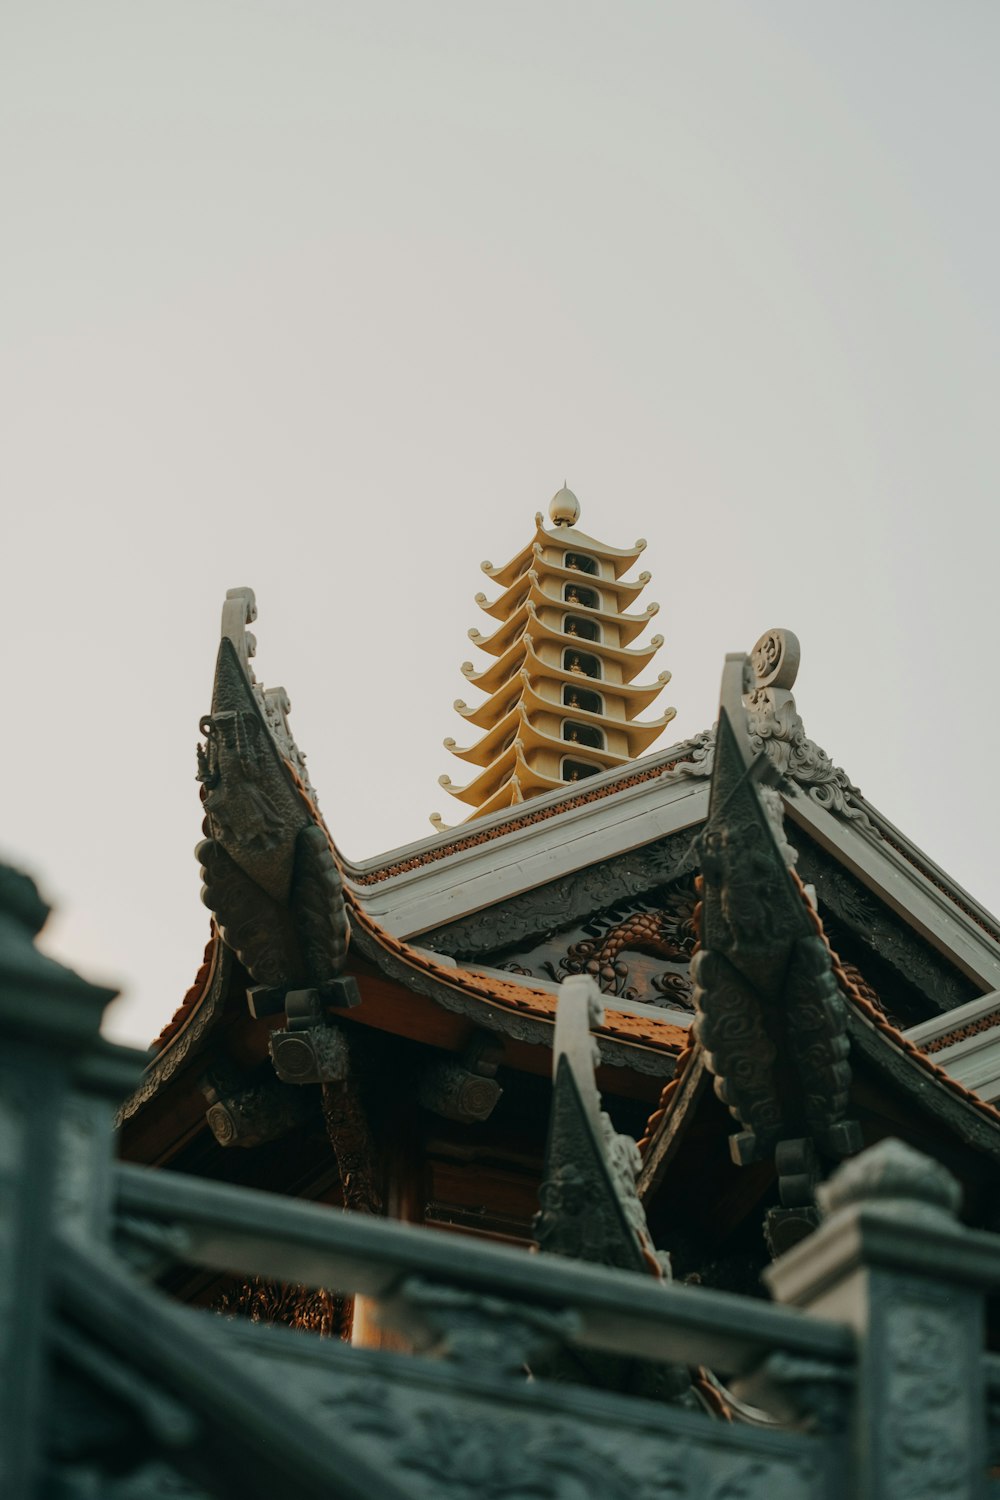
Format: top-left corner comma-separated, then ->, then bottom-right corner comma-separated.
221,586 -> 258,675
211,589 -> 320,809
745,627 -> 873,832
552,974 -> 604,1134
536,975 -> 664,1277
674,629 -> 875,834
750,629 -> 800,691
196,600 -> 350,997
817,1137 -> 962,1221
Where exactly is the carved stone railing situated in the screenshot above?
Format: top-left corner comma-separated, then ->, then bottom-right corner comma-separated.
113,1161 -> 853,1377
6,861 -> 1000,1499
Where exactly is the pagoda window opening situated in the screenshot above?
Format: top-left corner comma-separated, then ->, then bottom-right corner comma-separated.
562,756 -> 601,783
564,551 -> 598,576
563,649 -> 601,680
562,720 -> 604,751
562,684 -> 603,715
563,582 -> 599,610
563,614 -> 600,643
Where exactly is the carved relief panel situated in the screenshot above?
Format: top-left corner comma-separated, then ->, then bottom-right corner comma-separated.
491,878 -> 699,1011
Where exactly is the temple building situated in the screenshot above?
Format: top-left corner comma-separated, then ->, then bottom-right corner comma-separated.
10,483 -> 1000,1497
115,488 -> 1000,1296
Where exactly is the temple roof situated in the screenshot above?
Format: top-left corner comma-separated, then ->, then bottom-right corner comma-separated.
121,588 -> 1000,1247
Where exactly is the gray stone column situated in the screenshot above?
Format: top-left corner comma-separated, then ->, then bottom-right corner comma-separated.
57,1038 -> 145,1247
767,1138 -> 995,1500
0,867 -> 116,1499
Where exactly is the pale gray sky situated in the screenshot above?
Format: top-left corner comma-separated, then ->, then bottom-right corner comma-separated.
3,3 -> 998,1046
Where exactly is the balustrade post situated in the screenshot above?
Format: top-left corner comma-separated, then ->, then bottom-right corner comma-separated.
767,1138 -> 996,1500
58,1038 -> 145,1247
0,867 -> 116,1498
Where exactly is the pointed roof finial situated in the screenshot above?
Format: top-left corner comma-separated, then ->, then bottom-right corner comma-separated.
549,482 -> 580,528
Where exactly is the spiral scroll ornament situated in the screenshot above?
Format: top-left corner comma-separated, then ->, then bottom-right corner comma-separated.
744,629 -> 874,833
749,629 -> 801,691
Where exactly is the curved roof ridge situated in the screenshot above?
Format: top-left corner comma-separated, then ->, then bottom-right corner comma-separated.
635,870 -> 1000,1170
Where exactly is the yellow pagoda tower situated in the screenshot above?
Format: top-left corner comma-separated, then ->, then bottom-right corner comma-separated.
433,485 -> 676,828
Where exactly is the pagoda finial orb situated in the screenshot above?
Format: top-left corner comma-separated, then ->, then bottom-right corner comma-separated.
548,482 -> 580,528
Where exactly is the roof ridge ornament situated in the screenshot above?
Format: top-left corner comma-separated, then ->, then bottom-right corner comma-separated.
673,628 -> 875,836
219,587 -> 319,809
537,974 -> 669,1278
693,705 -> 862,1256
548,482 -> 580,527
744,628 -> 874,833
195,593 -> 354,1046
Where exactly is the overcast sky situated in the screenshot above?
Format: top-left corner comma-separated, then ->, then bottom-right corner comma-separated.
3,3 -> 998,1046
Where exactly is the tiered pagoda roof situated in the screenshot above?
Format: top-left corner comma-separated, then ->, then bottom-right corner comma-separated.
433,486 -> 676,828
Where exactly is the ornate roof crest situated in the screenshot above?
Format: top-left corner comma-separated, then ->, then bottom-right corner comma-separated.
221,587 -> 319,809
675,628 -> 875,835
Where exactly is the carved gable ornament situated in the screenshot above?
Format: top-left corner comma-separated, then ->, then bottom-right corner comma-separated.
497,879 -> 699,1011
674,629 -> 875,834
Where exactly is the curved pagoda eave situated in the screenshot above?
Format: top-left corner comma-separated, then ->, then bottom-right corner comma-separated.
525,575 -> 660,647
467,772 -> 529,822
523,607 -> 664,684
439,741 -> 520,807
480,549 -> 655,619
472,573 -> 660,654
453,674 -> 529,732
460,634 -> 530,695
474,573 -> 535,622
479,514 -> 549,590
467,600 -> 530,658
444,701 -> 521,768
482,518 -> 648,590
522,636 -> 671,711
532,552 -> 653,611
520,679 -> 677,755
517,714 -> 632,771
509,740 -> 589,796
440,719 -> 613,810
541,523 -> 647,580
